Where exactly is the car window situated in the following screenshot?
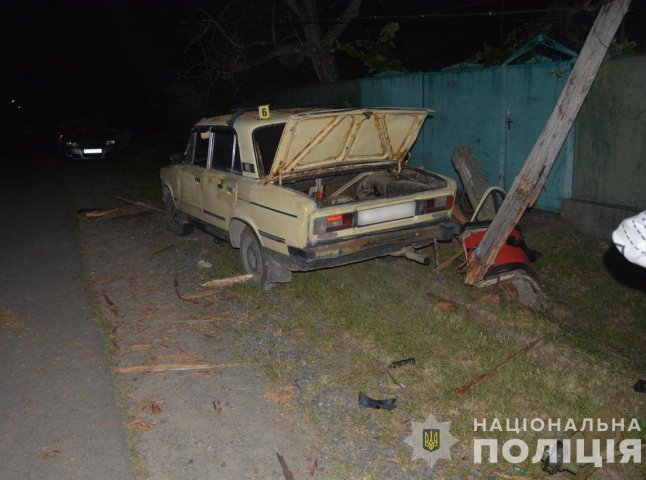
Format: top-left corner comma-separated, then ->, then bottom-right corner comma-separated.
192,130 -> 210,167
253,123 -> 285,176
210,129 -> 240,173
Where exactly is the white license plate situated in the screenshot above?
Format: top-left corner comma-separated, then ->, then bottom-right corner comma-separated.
84,148 -> 102,154
357,202 -> 416,226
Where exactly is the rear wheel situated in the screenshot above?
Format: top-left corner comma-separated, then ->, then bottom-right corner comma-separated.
164,194 -> 193,236
240,227 -> 271,289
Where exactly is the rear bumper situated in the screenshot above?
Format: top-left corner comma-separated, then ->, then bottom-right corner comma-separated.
271,219 -> 460,271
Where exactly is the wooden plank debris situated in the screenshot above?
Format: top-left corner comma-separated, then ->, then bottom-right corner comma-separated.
309,458 -> 319,476
451,205 -> 469,225
465,0 -> 631,284
146,400 -> 163,415
151,243 -> 176,256
78,205 -> 156,221
452,147 -> 496,221
115,195 -> 164,213
453,337 -> 543,396
201,273 -> 254,289
79,208 -> 120,219
437,248 -> 465,271
182,289 -> 221,300
276,453 -> 295,480
101,291 -> 119,317
173,278 -> 199,304
114,363 -> 240,374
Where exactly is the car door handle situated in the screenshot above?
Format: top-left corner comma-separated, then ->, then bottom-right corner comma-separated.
194,177 -> 201,184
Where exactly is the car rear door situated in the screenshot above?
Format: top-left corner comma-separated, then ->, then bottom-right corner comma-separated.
202,128 -> 239,232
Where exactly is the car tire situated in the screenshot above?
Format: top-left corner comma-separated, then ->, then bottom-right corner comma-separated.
164,194 -> 193,236
240,227 -> 271,290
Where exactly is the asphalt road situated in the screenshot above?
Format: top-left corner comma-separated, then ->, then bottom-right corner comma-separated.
0,156 -> 134,479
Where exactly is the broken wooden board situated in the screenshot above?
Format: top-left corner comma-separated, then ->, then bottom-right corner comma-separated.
173,278 -> 199,304
114,195 -> 164,213
451,205 -> 469,225
78,205 -> 156,221
454,337 -> 543,396
181,289 -> 222,300
114,363 -> 240,374
276,452 -> 295,480
201,273 -> 254,289
79,208 -> 120,219
452,147 -> 496,221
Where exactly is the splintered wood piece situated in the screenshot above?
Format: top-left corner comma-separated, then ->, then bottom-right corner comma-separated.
151,243 -> 176,256
101,291 -> 119,316
181,289 -> 221,300
453,337 -> 543,396
82,208 -> 120,219
452,147 -> 496,221
437,249 -> 465,271
276,453 -> 295,480
173,278 -> 199,304
115,195 -> 164,213
451,205 -> 469,225
201,273 -> 254,289
147,401 -> 162,415
114,363 -> 240,374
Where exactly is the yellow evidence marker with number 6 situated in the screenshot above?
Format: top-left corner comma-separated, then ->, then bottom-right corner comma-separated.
258,104 -> 270,119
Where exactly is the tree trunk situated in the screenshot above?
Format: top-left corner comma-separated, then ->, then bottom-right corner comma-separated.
310,50 -> 340,83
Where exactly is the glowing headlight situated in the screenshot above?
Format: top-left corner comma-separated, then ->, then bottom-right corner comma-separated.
106,139 -> 116,146
66,141 -> 78,147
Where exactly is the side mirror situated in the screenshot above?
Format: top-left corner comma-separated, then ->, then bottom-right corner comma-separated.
170,153 -> 182,164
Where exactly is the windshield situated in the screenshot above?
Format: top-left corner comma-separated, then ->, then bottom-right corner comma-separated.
253,123 -> 285,176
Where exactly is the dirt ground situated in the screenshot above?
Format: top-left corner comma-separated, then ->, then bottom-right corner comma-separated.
65,157 -> 645,480
66,159 -> 478,479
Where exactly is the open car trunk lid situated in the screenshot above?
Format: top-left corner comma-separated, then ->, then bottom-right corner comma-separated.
268,108 -> 430,182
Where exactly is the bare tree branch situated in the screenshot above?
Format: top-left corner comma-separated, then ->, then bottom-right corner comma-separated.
233,44 -> 305,72
323,0 -> 362,45
283,0 -> 314,23
199,7 -> 241,49
183,0 -> 363,87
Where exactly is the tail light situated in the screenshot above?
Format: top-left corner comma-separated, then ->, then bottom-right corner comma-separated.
314,212 -> 354,235
415,195 -> 454,215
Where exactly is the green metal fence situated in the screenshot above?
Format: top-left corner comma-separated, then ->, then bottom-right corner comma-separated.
276,36 -> 593,211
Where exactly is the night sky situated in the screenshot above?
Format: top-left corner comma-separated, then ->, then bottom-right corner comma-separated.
1,0 -> 642,143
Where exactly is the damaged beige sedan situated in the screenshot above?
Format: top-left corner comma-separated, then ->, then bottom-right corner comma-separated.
160,108 -> 459,289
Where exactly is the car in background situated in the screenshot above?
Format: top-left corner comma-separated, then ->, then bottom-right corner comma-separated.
58,120 -> 118,159
160,107 -> 458,289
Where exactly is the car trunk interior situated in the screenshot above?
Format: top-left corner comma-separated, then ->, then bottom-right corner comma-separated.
282,166 -> 448,208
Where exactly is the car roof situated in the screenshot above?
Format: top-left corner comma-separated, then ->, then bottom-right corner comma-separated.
194,108 -> 347,129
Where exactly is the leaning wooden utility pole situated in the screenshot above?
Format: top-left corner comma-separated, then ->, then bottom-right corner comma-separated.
465,0 -> 631,285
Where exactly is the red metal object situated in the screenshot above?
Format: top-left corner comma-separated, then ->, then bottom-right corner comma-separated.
460,186 -> 538,283
464,227 -> 531,267
463,223 -> 535,281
